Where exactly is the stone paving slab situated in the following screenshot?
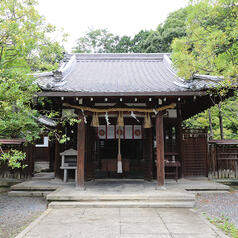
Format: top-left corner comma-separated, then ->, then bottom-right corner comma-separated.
11,177 -> 230,193
15,208 -> 228,238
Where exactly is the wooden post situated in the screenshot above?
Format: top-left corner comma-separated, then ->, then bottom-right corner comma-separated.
177,122 -> 184,178
85,125 -> 96,181
156,111 -> 165,187
77,112 -> 85,189
208,109 -> 213,139
218,103 -> 224,140
143,128 -> 153,180
176,103 -> 184,178
54,139 -> 61,178
23,143 -> 35,178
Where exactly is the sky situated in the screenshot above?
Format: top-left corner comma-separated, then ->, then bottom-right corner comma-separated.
37,0 -> 189,52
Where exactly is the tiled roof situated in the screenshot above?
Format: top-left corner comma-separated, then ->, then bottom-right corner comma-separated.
35,53 -> 216,96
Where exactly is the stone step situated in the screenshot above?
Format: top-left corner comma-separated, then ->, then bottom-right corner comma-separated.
11,185 -> 56,191
47,192 -> 195,202
8,190 -> 51,197
49,200 -> 195,208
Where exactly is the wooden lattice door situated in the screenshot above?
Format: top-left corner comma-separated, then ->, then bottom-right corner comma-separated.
182,129 -> 208,176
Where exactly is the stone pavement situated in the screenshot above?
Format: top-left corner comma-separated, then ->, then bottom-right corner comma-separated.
16,208 -> 228,238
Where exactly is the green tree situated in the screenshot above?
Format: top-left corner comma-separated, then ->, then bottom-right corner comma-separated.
171,0 -> 238,81
159,7 -> 189,52
184,93 -> 238,139
130,8 -> 188,53
0,0 -> 66,167
114,35 -> 132,53
130,30 -> 151,52
172,0 -> 238,139
0,0 -> 66,73
72,28 -> 120,53
72,8 -> 189,54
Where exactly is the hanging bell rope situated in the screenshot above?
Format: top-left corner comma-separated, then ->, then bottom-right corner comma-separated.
63,103 -> 176,113
144,112 -> 151,128
117,112 -> 124,127
91,112 -> 99,127
117,126 -> 123,173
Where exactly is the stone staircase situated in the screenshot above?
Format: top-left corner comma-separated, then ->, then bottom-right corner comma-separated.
7,177 -> 230,208
8,184 -> 56,197
46,186 -> 196,208
8,176 -> 58,197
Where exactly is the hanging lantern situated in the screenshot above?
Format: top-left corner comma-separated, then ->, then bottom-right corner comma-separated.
117,112 -> 124,127
91,112 -> 99,127
144,112 -> 151,128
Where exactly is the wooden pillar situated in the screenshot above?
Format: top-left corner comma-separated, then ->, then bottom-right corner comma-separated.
177,103 -> 184,178
77,112 -> 85,188
85,125 -> 96,181
54,139 -> 61,178
156,111 -> 165,187
23,143 -> 35,178
177,122 -> 184,178
143,128 -> 153,180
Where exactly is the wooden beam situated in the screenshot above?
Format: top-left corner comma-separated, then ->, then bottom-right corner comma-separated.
156,111 -> 165,187
77,112 -> 85,188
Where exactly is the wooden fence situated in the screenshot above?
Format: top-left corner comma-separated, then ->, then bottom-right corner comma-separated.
0,139 -> 34,179
208,140 -> 238,179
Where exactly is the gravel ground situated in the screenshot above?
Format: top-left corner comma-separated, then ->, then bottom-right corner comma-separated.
195,190 -> 238,228
0,193 -> 47,238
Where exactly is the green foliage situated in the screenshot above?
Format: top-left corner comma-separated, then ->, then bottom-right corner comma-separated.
44,108 -> 81,144
0,72 -> 41,141
0,0 -> 66,142
0,0 -> 68,169
206,214 -> 238,238
172,0 -> 238,139
130,30 -> 151,53
171,0 -> 238,81
114,35 -> 132,53
0,149 -> 27,169
138,7 -> 189,53
72,8 -> 189,54
184,94 -> 238,139
0,0 -> 66,73
72,28 -> 120,53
